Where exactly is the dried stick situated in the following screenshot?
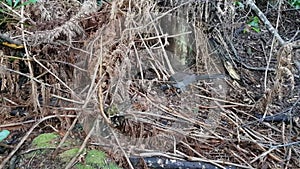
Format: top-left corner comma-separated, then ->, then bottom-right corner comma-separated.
0,120 -> 36,128
64,117 -> 96,169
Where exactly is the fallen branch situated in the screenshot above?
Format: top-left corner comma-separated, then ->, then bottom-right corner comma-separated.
129,156 -> 241,169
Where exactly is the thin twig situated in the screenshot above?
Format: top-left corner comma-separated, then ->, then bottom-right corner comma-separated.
64,116 -> 96,169
0,119 -> 36,128
263,0 -> 283,92
196,94 -> 254,107
20,4 -> 38,111
52,113 -> 81,157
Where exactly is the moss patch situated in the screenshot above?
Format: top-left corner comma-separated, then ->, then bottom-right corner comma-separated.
32,133 -> 59,148
72,149 -> 122,169
59,148 -> 81,162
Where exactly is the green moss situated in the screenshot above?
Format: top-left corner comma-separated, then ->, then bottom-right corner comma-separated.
75,164 -> 94,169
32,133 -> 59,148
73,149 -> 122,169
59,148 -> 80,162
85,150 -> 106,166
57,148 -> 122,169
24,133 -> 57,158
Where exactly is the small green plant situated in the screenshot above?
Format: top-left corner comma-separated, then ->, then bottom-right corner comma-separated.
234,1 -> 245,10
289,0 -> 300,9
246,16 -> 261,33
0,0 -> 38,28
3,0 -> 37,9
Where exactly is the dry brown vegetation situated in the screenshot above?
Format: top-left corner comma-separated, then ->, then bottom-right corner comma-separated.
0,0 -> 299,168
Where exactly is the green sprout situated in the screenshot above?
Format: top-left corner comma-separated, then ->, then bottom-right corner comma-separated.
4,0 -> 37,9
234,1 -> 245,10
289,0 -> 300,9
246,16 -> 261,33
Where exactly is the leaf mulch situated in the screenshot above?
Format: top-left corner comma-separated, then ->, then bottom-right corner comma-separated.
0,0 -> 299,169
